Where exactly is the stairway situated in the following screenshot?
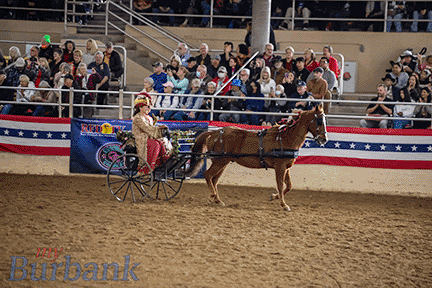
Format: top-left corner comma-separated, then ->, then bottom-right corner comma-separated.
327,93 -> 376,127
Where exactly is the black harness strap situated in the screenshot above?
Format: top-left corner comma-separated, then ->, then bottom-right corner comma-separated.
257,130 -> 268,169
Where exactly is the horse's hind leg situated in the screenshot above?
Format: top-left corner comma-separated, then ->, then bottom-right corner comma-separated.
205,160 -> 229,206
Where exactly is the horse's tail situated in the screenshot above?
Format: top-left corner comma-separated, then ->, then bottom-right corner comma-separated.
185,131 -> 211,177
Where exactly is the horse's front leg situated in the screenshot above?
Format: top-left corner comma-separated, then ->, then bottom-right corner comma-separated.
205,160 -> 228,206
271,166 -> 290,211
281,169 -> 293,211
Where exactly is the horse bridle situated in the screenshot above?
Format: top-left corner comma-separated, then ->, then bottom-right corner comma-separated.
306,113 -> 327,142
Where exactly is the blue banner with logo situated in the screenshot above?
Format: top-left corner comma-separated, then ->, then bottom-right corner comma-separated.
70,119 -> 208,177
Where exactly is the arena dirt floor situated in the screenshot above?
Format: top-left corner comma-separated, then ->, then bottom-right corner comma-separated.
1,173 -> 432,287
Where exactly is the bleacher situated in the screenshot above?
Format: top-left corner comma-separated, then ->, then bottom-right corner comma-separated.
0,0 -> 431,127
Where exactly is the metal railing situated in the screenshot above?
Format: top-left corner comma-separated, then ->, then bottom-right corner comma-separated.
1,86 -> 431,127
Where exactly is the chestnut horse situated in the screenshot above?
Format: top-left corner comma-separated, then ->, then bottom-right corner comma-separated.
185,103 -> 328,211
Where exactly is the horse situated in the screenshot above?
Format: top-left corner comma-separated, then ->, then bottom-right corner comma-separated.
185,103 -> 328,211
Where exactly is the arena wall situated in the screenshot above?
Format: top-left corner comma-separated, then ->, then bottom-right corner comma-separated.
1,152 -> 430,198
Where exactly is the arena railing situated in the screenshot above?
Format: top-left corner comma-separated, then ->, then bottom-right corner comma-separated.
0,40 -> 127,89
1,86 -> 431,127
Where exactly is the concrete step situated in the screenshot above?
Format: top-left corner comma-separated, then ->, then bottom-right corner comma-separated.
330,105 -> 365,116
327,117 -> 360,127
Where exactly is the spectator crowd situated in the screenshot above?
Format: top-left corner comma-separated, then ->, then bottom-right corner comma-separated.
0,36 -> 124,118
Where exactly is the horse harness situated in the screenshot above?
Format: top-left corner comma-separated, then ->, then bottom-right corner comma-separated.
210,128 -> 299,169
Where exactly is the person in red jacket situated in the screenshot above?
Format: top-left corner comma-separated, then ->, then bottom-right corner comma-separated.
323,45 -> 340,80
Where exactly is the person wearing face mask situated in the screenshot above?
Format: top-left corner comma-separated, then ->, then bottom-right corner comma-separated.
270,56 -> 289,85
211,66 -> 231,96
188,64 -> 212,94
263,84 -> 288,126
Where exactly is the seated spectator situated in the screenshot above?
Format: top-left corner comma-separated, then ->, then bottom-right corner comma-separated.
5,57 -> 34,87
141,77 -> 156,105
226,56 -> 240,78
0,70 -> 14,108
390,62 -> 409,90
306,57 -> 337,91
263,84 -> 288,126
393,88 -> 415,129
208,54 -> 221,79
155,81 -> 179,120
165,78 -> 204,121
195,43 -> 211,68
242,80 -> 265,126
219,41 -> 234,68
270,56 -> 288,85
167,66 -> 189,95
382,73 -> 397,100
282,71 -> 297,98
188,64 -> 212,93
219,79 -> 245,123
33,57 -> 51,87
258,66 -> 276,110
359,84 -> 393,129
293,57 -> 310,83
224,0 -> 249,29
166,55 -> 181,75
419,69 -> 431,87
186,57 -> 198,73
53,62 -> 68,89
363,1 -> 385,32
238,68 -> 252,95
281,46 -> 295,71
409,2 -> 432,32
399,50 -> 417,76
323,45 -> 340,80
31,80 -> 57,117
307,67 -> 330,114
387,1 -> 406,33
38,35 -> 54,63
326,2 -> 351,31
412,87 -> 432,129
60,74 -> 82,118
104,42 -> 124,81
288,80 -> 316,112
236,43 -> 250,67
1,74 -> 35,115
405,74 -> 421,101
281,1 -> 311,30
72,49 -> 84,77
49,49 -> 63,85
152,0 -> 175,26
150,61 -> 167,93
304,48 -> 319,72
198,81 -> 219,121
262,43 -> 276,68
133,0 -> 153,25
417,53 -> 432,74
62,40 -> 76,64
248,56 -> 264,82
75,63 -> 101,118
212,66 -> 231,96
175,43 -> 191,67
7,46 -> 21,66
0,48 -> 6,69
87,51 -> 110,105
83,39 -> 98,66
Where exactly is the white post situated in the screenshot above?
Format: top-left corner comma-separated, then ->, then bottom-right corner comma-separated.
251,0 -> 271,54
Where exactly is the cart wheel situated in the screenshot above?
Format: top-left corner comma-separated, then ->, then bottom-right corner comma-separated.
152,168 -> 185,201
106,154 -> 153,202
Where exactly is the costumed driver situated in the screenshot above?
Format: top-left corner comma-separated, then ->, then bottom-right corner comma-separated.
132,92 -> 171,171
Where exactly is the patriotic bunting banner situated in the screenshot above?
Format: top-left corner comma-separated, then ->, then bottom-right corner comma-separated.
0,115 -> 71,156
1,116 -> 431,170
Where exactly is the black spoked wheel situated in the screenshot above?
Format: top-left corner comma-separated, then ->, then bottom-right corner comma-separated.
106,154 -> 153,203
152,169 -> 185,201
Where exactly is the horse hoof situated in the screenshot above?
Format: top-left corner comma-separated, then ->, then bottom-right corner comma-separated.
283,206 -> 291,212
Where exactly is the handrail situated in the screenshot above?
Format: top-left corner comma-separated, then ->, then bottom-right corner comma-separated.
2,86 -> 431,124
115,1 -> 198,50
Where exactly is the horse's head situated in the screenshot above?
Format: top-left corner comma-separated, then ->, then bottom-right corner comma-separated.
307,103 -> 328,145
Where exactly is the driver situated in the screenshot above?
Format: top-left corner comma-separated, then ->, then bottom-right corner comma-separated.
132,92 -> 171,171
